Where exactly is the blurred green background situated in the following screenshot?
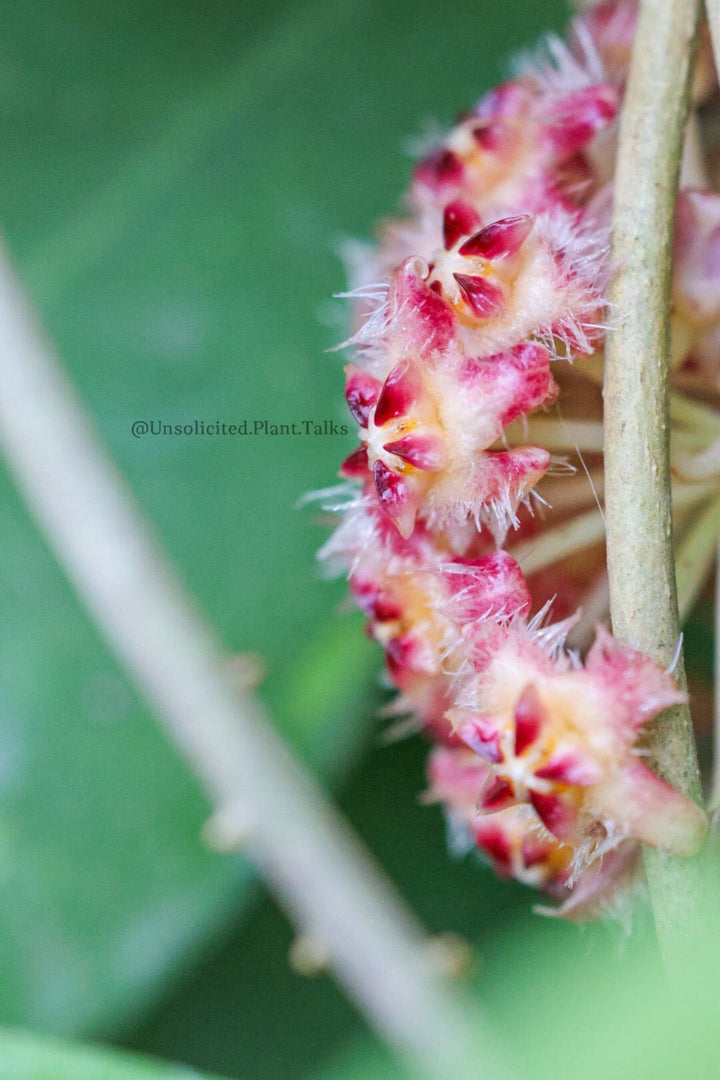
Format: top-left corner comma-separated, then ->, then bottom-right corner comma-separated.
1,2 -> 717,1079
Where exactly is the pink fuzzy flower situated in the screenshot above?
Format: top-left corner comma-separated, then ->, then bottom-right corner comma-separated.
414,71 -> 618,216
321,504 -> 530,736
449,621 -> 706,857
340,258 -> 559,541
317,0 -> 713,921
672,189 -> 720,387
427,743 -> 644,922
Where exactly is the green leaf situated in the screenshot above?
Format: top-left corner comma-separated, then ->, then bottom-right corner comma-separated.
0,1029 -> 226,1080
314,1039 -> 410,1080
480,911 -> 720,1080
0,0 -> 568,1047
0,0 -> 383,1038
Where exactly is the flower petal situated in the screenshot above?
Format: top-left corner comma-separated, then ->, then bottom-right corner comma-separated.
344,365 -> 382,427
340,444 -> 369,478
593,762 -> 707,856
453,273 -> 506,317
514,683 -> 547,756
443,199 -> 482,250
372,460 -> 421,539
374,359 -> 424,427
382,432 -> 447,471
459,214 -> 535,260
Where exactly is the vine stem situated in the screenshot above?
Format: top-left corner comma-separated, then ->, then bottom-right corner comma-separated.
712,543 -> 720,809
707,2 -> 720,74
0,243 -> 509,1080
706,7 -> 720,814
603,0 -> 708,964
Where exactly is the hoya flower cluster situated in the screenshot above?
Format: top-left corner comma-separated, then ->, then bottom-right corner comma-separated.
320,0 -> 713,920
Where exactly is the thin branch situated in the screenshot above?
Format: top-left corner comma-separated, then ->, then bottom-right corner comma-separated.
0,243 -> 509,1080
603,0 -> 708,963
706,1 -> 720,76
711,542 -> 720,810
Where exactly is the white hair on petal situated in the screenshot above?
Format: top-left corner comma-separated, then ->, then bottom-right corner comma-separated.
513,26 -> 606,97
298,482 -> 359,511
315,492 -> 382,576
567,821 -> 626,883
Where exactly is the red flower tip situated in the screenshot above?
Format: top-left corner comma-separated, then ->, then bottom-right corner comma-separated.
340,444 -> 369,478
453,273 -> 506,317
458,214 -> 535,260
443,199 -> 482,250
513,683 -> 547,756
372,460 -> 420,539
480,775 -> 515,812
344,366 -> 381,427
382,432 -> 447,472
374,359 -> 423,427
